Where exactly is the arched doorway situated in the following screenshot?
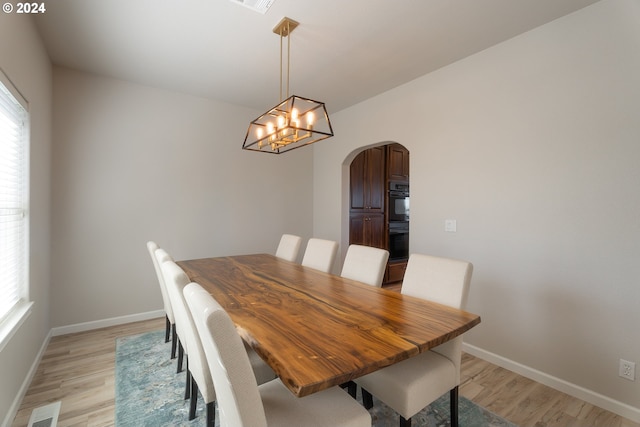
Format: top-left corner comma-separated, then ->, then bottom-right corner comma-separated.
347,142 -> 409,287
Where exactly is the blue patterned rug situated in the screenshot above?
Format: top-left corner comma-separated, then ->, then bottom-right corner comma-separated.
115,330 -> 518,427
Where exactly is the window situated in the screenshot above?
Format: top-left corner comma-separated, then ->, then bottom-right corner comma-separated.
0,69 -> 30,351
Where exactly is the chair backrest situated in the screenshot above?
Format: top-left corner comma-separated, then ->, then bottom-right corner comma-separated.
401,254 -> 472,310
301,238 -> 339,273
147,241 -> 174,322
158,257 -> 188,353
340,244 -> 390,287
401,253 -> 473,380
184,282 -> 268,427
275,234 -> 302,262
161,260 -> 215,402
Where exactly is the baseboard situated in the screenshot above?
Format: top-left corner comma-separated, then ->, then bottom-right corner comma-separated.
1,329 -> 52,427
51,309 -> 164,336
462,342 -> 640,423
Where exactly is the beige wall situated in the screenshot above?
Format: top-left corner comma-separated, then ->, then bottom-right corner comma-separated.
0,14 -> 52,426
313,0 -> 640,418
50,67 -> 314,327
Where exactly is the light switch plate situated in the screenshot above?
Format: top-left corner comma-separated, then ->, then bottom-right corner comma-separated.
445,219 -> 457,232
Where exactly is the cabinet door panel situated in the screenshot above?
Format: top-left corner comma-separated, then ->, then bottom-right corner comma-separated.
367,146 -> 385,211
349,214 -> 366,246
367,214 -> 386,249
349,213 -> 385,249
349,151 -> 367,210
350,147 -> 384,212
387,144 -> 409,182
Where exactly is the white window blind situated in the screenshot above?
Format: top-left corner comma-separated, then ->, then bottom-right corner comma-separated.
0,71 -> 28,323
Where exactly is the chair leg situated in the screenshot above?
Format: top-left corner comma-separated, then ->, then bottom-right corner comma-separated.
362,388 -> 374,409
340,381 -> 357,399
170,324 -> 177,359
189,379 -> 198,420
400,416 -> 411,427
206,401 -> 215,427
450,386 -> 459,427
184,362 -> 191,400
347,381 -> 357,399
177,340 -> 184,373
165,315 -> 171,343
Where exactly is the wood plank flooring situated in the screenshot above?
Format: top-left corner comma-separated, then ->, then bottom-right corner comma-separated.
10,317 -> 639,427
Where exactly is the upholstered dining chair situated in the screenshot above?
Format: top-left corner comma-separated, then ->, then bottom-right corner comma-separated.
183,282 -> 371,427
340,244 -> 390,287
339,244 -> 390,397
161,260 -> 216,425
162,260 -> 277,425
275,234 -> 302,262
354,254 -> 473,427
301,238 -> 339,273
155,248 -> 185,369
149,245 -> 178,359
147,242 -> 176,351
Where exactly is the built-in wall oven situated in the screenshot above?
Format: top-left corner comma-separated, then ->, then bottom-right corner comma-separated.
388,181 -> 409,260
388,182 -> 409,222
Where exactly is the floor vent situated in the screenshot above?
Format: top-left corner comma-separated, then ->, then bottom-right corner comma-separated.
27,401 -> 61,427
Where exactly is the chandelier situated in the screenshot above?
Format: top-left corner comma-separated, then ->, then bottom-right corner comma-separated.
243,17 -> 334,154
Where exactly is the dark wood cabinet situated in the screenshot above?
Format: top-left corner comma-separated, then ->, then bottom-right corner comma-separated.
385,259 -> 408,286
349,213 -> 386,249
350,146 -> 385,212
387,143 -> 410,182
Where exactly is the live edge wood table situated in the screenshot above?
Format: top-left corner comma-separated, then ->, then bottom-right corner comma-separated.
177,253 -> 481,397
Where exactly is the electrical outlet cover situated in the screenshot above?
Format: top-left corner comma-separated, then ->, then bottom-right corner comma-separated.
619,359 -> 635,381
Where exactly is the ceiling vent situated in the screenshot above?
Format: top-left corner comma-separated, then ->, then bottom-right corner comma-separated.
229,0 -> 276,14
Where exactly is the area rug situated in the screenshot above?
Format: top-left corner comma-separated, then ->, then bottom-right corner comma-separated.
115,330 -> 517,427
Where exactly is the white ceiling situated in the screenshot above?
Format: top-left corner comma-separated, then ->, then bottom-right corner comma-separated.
34,0 -> 601,113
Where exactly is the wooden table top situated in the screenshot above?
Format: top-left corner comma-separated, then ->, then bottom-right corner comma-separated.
177,253 -> 481,397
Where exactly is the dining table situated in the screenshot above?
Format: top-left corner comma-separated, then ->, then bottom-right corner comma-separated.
176,253 -> 481,397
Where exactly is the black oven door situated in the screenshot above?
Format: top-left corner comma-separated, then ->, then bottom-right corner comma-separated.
389,191 -> 410,222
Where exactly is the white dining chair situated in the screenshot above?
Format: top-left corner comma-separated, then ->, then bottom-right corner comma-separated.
155,248 -> 186,370
339,244 -> 390,397
354,253 -> 473,427
340,244 -> 390,287
146,241 -> 176,350
162,260 -> 277,425
275,234 -> 302,262
161,260 -> 216,425
184,282 -> 371,427
301,238 -> 339,273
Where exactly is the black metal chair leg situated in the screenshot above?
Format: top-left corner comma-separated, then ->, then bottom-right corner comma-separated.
400,416 -> 411,427
184,362 -> 191,400
189,380 -> 198,420
165,315 -> 171,343
340,381 -> 357,399
347,381 -> 357,398
450,386 -> 459,427
177,340 -> 185,373
362,388 -> 374,409
170,324 -> 177,359
206,401 -> 215,427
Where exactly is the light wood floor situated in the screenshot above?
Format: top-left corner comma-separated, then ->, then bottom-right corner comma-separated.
10,317 -> 639,427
